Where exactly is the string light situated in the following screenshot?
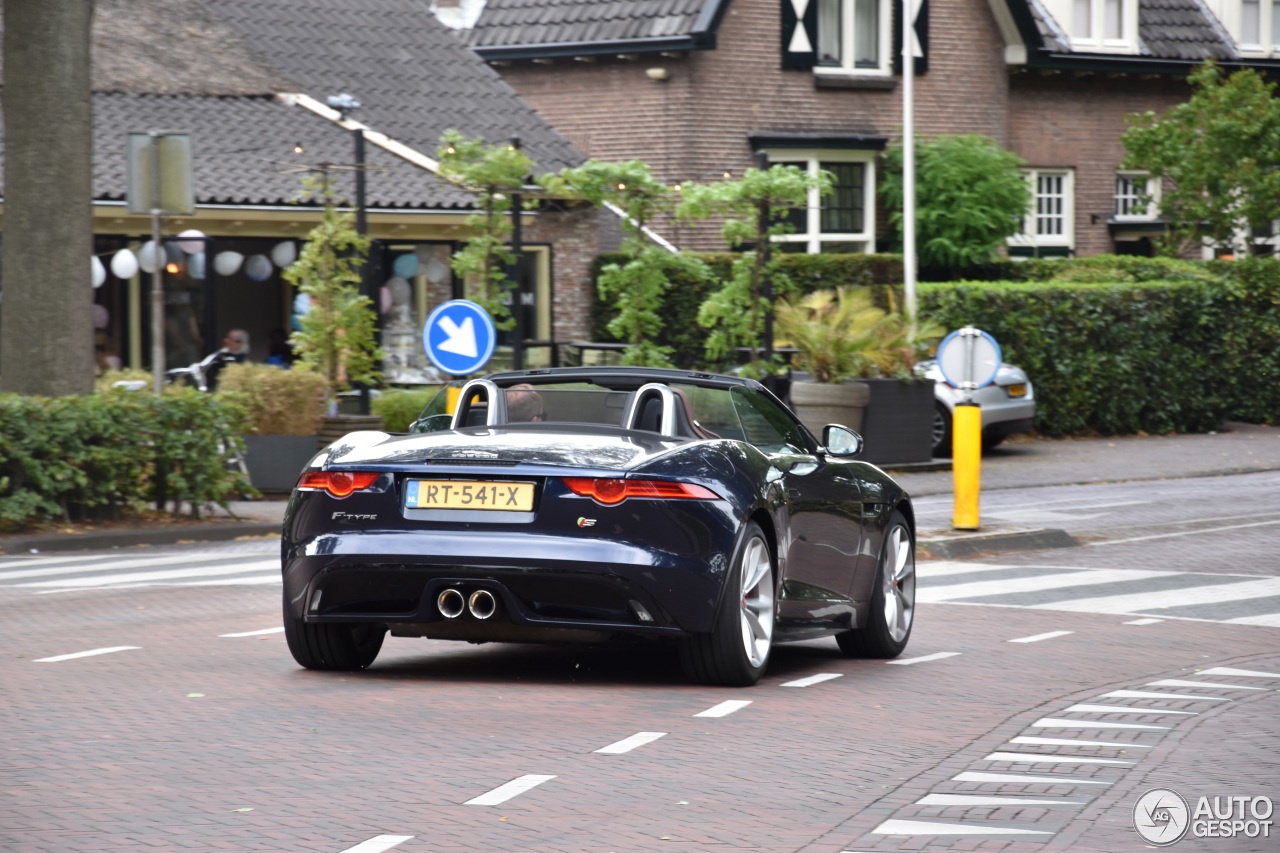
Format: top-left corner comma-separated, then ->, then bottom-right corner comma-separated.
293,143 -> 304,154
165,262 -> 180,274
446,145 -> 456,155
617,183 -> 627,191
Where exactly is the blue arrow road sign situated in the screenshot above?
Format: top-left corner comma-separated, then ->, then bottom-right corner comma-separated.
422,299 -> 496,376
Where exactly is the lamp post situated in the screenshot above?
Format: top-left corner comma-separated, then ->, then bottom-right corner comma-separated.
328,93 -> 374,415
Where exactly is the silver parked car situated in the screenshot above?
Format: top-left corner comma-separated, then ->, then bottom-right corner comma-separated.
918,360 -> 1036,455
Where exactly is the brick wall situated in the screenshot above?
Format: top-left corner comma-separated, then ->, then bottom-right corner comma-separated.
1008,72 -> 1190,256
524,204 -> 601,343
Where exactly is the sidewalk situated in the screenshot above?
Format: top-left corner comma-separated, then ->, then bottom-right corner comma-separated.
4,421 -> 1279,555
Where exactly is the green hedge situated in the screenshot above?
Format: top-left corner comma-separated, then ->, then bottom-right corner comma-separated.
920,259 -> 1280,435
373,387 -> 441,432
0,388 -> 252,529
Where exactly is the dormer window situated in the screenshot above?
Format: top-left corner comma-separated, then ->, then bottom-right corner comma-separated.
1240,0 -> 1280,50
1046,0 -> 1138,51
815,0 -> 888,73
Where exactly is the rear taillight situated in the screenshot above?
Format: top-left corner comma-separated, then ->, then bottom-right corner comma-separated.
562,477 -> 719,505
297,471 -> 380,498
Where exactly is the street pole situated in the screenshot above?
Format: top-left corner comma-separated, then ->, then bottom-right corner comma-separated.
149,132 -> 165,395
354,126 -> 372,415
510,137 -> 525,371
756,150 -> 774,378
902,0 -> 918,335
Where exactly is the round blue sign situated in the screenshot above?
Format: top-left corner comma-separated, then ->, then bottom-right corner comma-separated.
422,299 -> 497,376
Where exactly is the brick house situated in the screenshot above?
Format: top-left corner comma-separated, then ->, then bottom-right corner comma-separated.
0,0 -> 600,378
438,0 -> 1280,258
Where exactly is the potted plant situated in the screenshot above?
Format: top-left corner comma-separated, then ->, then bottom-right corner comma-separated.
215,362 -> 329,492
283,172 -> 385,442
774,287 -> 942,464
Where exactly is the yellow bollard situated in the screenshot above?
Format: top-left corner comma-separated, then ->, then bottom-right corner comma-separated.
953,402 -> 982,530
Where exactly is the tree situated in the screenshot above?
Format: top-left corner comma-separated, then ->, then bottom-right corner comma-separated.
436,130 -> 534,330
0,0 -> 95,395
1122,61 -> 1280,256
675,164 -> 829,374
544,160 -> 710,367
880,134 -> 1030,274
284,173 -> 382,411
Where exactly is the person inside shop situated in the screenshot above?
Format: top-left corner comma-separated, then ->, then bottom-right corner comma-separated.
204,328 -> 250,391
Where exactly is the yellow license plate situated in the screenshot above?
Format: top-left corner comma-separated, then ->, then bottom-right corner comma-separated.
1006,383 -> 1027,398
406,480 -> 535,511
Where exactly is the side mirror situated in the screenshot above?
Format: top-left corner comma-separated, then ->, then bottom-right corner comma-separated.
822,424 -> 863,457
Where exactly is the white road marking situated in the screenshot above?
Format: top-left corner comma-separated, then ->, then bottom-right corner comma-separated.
1147,679 -> 1266,691
782,672 -> 843,687
0,552 -> 237,581
983,751 -> 1134,765
35,646 -> 140,663
1064,703 -> 1196,716
920,569 -> 1174,603
1101,689 -> 1231,702
19,560 -> 279,589
694,700 -> 752,718
1199,666 -> 1280,679
1032,718 -> 1169,730
1008,630 -> 1075,644
594,732 -> 666,754
952,771 -> 1111,786
887,652 -> 960,665
1124,618 -> 1164,625
873,819 -> 1050,836
1087,518 -> 1280,546
918,794 -> 1086,806
1224,613 -> 1280,626
219,627 -> 284,638
916,561 -> 1020,578
1010,736 -> 1151,749
338,835 -> 414,853
1036,577 -> 1280,614
464,774 -> 556,806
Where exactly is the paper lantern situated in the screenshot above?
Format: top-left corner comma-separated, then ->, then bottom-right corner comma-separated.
110,249 -> 139,279
424,258 -> 449,284
245,254 -> 273,282
387,275 -> 411,306
177,229 -> 206,253
138,241 -> 161,274
92,256 -> 106,288
271,240 -> 297,268
188,252 -> 207,280
214,251 -> 244,276
392,253 -> 419,279
92,304 -> 109,330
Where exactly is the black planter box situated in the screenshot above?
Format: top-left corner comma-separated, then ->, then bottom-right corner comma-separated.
856,379 -> 935,465
242,434 -> 321,493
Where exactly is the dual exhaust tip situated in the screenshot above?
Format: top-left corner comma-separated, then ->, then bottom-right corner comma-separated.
437,587 -> 497,620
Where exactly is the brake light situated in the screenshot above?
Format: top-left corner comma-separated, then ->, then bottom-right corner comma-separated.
297,471 -> 380,498
562,477 -> 719,505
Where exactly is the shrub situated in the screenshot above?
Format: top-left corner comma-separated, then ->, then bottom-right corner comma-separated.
216,362 -> 327,435
373,388 -> 441,432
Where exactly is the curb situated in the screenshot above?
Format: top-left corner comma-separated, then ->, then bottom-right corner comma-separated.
0,521 -> 281,555
918,527 -> 1078,559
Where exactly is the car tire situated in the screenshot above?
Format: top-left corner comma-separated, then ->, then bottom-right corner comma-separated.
837,510 -> 915,658
284,608 -> 386,671
931,401 -> 952,457
680,521 -> 775,686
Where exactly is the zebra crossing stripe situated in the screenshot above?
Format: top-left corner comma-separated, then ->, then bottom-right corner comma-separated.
918,569 -> 1174,603
953,770 -> 1111,785
873,819 -> 1050,836
1036,576 -> 1280,614
1009,736 -> 1152,749
917,794 -> 1086,807
1100,689 -> 1231,702
1031,718 -> 1169,730
1198,666 -> 1280,678
1147,679 -> 1266,691
1063,703 -> 1197,716
982,751 -> 1134,765
19,559 -> 279,589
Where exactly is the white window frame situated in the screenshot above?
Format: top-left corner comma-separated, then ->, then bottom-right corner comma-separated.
765,149 -> 877,253
1223,0 -> 1280,53
1010,168 -> 1075,250
1113,171 -> 1160,222
812,0 -> 893,77
1048,0 -> 1138,52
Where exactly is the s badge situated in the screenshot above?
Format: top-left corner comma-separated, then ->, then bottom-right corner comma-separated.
576,517 -> 596,528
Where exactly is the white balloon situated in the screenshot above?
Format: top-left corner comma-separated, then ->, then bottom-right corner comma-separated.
138,241 -> 161,274
110,248 -> 139,279
214,251 -> 244,276
177,229 -> 206,254
424,258 -> 449,284
271,240 -> 297,268
92,256 -> 106,288
245,254 -> 273,282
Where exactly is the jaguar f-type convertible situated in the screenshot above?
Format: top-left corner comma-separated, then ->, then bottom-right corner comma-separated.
281,367 -> 916,686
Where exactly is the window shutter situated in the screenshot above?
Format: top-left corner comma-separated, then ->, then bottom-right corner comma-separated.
891,0 -> 929,75
781,0 -> 818,69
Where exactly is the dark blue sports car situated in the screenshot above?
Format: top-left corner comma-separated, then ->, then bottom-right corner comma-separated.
281,367 -> 916,686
